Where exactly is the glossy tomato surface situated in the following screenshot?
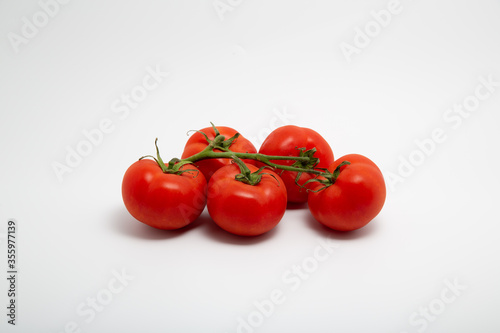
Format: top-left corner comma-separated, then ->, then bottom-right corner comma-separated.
122,159 -> 207,230
207,163 -> 287,236
181,126 -> 257,181
258,125 -> 334,203
308,154 -> 386,231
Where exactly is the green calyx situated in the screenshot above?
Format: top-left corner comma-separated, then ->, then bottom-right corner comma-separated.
140,138 -> 199,176
300,160 -> 351,192
290,147 -> 320,189
232,156 -> 279,186
211,122 -> 240,151
189,122 -> 240,152
291,147 -> 320,169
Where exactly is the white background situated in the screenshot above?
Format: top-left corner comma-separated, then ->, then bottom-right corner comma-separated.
1,0 -> 500,332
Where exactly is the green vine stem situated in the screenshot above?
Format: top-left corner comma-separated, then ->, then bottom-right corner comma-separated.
177,146 -> 323,175
142,125 -> 349,189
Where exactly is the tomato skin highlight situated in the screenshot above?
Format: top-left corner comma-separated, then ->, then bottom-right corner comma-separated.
258,125 -> 334,203
207,163 -> 287,236
122,160 -> 207,230
181,126 -> 257,181
308,154 -> 386,231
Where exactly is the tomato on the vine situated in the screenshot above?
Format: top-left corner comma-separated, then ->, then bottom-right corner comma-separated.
181,126 -> 257,181
258,125 -> 334,203
307,154 -> 386,231
207,163 -> 287,236
122,159 -> 207,230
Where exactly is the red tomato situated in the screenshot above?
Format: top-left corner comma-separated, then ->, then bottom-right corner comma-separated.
258,125 -> 334,203
122,160 -> 207,230
181,126 -> 257,181
207,163 -> 287,236
308,154 -> 386,231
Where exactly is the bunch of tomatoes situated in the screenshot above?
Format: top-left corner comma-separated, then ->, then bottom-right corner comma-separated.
121,124 -> 386,236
